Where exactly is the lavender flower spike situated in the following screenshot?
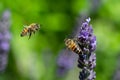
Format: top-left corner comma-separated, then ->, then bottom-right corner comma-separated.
77,18 -> 96,80
56,49 -> 75,77
0,10 -> 11,72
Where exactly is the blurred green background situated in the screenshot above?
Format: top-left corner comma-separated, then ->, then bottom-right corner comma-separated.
0,0 -> 120,80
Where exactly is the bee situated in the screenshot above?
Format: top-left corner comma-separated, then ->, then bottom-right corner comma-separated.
20,23 -> 40,39
64,38 -> 82,54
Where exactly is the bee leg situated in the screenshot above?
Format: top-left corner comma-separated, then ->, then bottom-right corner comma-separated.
28,29 -> 32,39
28,32 -> 32,40
33,31 -> 36,34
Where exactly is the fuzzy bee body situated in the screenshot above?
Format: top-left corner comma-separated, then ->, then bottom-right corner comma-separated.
20,23 -> 40,39
65,38 -> 82,54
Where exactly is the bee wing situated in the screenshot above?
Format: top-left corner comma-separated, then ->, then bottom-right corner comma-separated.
73,37 -> 82,45
23,25 -> 28,28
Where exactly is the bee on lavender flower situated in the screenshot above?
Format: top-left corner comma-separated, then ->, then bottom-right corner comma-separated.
65,38 -> 82,54
20,23 -> 40,39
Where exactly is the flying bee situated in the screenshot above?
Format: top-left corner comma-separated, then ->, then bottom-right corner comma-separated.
64,38 -> 82,54
20,23 -> 40,39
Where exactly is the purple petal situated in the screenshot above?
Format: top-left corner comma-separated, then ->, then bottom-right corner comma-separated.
0,41 -> 9,51
88,70 -> 96,80
0,33 -> 3,40
81,22 -> 88,29
88,25 -> 93,33
89,43 -> 96,52
90,36 -> 96,43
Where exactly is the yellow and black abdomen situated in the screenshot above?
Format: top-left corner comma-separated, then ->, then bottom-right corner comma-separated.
70,41 -> 81,54
20,28 -> 29,37
65,39 -> 81,54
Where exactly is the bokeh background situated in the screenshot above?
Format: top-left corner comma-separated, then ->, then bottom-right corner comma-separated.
0,0 -> 120,80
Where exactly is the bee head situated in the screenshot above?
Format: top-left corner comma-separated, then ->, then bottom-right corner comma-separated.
34,23 -> 40,30
35,23 -> 40,28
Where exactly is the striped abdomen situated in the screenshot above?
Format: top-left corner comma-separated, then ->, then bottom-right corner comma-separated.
20,27 -> 29,37
65,39 -> 81,54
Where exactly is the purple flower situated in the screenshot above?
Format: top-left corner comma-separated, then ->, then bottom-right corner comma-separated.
87,70 -> 96,80
79,67 -> 90,80
88,53 -> 96,70
56,49 -> 75,77
77,18 -> 96,80
0,41 -> 9,51
0,10 -> 11,72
